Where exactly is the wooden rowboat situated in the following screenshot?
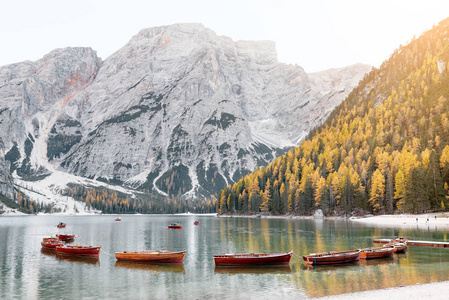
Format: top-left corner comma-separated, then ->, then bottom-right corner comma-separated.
391,237 -> 408,244
56,245 -> 101,257
213,252 -> 293,266
43,237 -> 59,243
41,237 -> 62,250
56,234 -> 75,241
303,249 -> 360,265
384,242 -> 407,253
57,222 -> 66,228
360,247 -> 395,259
115,250 -> 186,263
194,221 -> 201,225
168,223 -> 182,229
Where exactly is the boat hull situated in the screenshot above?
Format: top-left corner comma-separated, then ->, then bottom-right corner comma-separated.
303,250 -> 360,265
213,252 -> 293,266
56,234 -> 75,241
360,247 -> 395,259
390,243 -> 407,253
56,245 -> 101,257
115,250 -> 186,263
41,241 -> 63,250
168,225 -> 182,229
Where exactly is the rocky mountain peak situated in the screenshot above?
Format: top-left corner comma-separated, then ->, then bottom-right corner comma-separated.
0,23 -> 371,202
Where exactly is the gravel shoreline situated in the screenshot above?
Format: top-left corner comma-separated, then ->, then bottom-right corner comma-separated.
316,280 -> 449,299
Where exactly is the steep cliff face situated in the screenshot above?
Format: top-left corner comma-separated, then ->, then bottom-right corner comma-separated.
0,47 -> 101,179
0,23 -> 371,199
0,138 -> 14,201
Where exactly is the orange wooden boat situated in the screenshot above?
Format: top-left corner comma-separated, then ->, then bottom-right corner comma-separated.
384,242 -> 407,253
56,234 -> 75,241
57,222 -> 66,228
303,249 -> 360,265
383,237 -> 408,253
41,237 -> 62,250
115,250 -> 186,263
360,247 -> 395,259
168,223 -> 182,229
213,252 -> 293,266
56,245 -> 101,257
194,221 -> 201,225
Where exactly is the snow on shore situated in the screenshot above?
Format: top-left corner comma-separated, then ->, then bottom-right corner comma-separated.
350,213 -> 449,228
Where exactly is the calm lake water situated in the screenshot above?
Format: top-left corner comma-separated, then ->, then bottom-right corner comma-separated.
1,215 -> 449,299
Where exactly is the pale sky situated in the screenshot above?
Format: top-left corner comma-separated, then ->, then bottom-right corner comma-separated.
1,0 -> 448,72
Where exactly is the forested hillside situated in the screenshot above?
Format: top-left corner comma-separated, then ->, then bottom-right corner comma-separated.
216,17 -> 449,216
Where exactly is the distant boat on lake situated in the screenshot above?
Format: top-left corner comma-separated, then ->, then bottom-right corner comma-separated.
213,252 -> 293,266
56,234 -> 75,241
194,221 -> 201,225
57,222 -> 66,228
168,223 -> 182,229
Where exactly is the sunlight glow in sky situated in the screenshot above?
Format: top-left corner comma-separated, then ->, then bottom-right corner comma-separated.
1,0 -> 448,72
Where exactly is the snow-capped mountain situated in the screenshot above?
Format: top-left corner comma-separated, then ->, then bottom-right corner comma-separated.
0,23 -> 371,200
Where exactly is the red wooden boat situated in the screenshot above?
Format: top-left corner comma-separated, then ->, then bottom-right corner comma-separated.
41,237 -> 62,250
168,223 -> 182,229
194,221 -> 201,225
213,252 -> 293,266
56,234 -> 76,241
57,222 -> 66,228
303,249 -> 360,265
56,245 -> 101,257
115,250 -> 186,263
43,237 -> 59,243
360,247 -> 395,259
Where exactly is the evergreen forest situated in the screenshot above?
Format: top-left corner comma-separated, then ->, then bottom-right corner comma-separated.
215,18 -> 449,216
65,184 -> 216,214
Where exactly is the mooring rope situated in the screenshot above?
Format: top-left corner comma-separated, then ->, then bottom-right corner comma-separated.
290,252 -> 303,263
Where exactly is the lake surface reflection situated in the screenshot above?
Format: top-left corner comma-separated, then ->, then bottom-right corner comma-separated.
1,215 -> 449,299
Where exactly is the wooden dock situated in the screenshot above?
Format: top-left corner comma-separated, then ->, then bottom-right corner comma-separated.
373,239 -> 449,248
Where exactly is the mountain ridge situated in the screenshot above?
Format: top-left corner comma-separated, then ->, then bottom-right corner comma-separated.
0,23 -> 370,212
